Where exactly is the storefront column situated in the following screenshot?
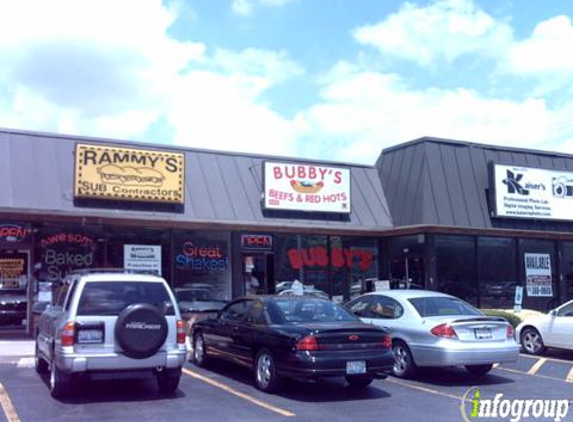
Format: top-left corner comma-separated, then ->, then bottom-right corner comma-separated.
231,232 -> 243,298
425,234 -> 437,291
556,241 -> 568,305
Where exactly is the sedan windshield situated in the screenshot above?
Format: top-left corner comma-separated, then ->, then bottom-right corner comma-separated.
409,296 -> 482,317
273,298 -> 357,323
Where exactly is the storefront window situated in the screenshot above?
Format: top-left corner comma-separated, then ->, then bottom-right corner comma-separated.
331,236 -> 378,301
34,224 -> 104,285
435,235 -> 477,306
172,230 -> 231,302
387,235 -> 425,290
275,235 -> 378,301
521,239 -> 556,311
564,242 -> 573,301
105,227 -> 171,283
275,235 -> 328,296
478,237 -> 517,309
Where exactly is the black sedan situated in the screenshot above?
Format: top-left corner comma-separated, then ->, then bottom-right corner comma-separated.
191,295 -> 394,392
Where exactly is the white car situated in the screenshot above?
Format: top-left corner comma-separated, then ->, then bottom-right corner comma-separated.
516,300 -> 573,355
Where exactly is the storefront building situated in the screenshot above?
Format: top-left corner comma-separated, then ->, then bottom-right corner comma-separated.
1,129 -> 573,335
378,137 -> 573,312
0,129 -> 390,334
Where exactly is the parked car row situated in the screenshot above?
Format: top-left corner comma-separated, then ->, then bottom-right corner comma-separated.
34,270 -> 570,399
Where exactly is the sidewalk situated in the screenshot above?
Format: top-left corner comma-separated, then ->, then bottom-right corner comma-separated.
0,337 -> 34,359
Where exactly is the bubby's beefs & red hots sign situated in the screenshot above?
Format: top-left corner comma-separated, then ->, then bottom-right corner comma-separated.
263,162 -> 351,213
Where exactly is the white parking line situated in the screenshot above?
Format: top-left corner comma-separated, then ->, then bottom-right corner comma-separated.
0,382 -> 21,422
182,368 -> 295,417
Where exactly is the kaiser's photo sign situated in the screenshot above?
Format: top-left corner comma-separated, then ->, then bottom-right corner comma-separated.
264,162 -> 351,213
74,144 -> 185,204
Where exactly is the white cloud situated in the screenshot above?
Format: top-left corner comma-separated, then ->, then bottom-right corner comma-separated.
231,0 -> 296,16
353,0 -> 512,66
0,0 -> 304,157
294,63 -> 565,163
505,16 -> 573,74
232,0 -> 253,16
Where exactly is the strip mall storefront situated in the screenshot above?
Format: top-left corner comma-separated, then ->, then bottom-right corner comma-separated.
0,132 -> 388,335
1,129 -> 573,336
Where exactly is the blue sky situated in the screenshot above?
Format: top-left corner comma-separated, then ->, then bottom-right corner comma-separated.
1,0 -> 573,164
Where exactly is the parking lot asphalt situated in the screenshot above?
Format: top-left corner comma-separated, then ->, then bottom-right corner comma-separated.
1,350 -> 573,422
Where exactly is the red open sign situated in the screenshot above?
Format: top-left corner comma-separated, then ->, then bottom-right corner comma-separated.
241,235 -> 273,251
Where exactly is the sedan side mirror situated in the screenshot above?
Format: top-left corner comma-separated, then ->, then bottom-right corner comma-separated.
549,309 -> 557,316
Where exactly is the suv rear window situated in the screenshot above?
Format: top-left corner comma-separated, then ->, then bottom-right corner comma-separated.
77,281 -> 175,316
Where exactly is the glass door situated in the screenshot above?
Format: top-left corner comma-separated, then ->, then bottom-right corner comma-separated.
242,253 -> 274,295
0,249 -> 30,332
389,254 -> 425,289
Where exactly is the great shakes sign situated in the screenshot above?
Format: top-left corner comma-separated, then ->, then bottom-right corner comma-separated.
491,164 -> 573,221
264,162 -> 351,213
74,144 -> 185,204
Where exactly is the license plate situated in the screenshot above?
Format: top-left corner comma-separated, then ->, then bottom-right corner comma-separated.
77,329 -> 103,344
474,328 -> 492,340
346,360 -> 366,375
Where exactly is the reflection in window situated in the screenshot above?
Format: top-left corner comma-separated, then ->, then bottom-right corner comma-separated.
563,242 -> 573,301
478,237 -> 517,309
435,235 -> 477,306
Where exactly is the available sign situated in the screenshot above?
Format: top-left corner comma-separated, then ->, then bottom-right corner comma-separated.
524,253 -> 553,297
491,164 -> 573,221
124,245 -> 162,275
264,162 -> 351,213
74,143 -> 185,204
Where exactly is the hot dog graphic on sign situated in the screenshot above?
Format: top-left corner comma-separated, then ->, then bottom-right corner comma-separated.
264,162 -> 351,213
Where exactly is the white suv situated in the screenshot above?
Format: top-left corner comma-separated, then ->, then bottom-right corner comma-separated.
35,270 -> 187,398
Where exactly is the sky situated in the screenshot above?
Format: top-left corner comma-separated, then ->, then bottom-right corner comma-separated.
1,0 -> 573,165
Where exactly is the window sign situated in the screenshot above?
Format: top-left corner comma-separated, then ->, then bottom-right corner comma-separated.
241,234 -> 273,251
0,223 -> 32,244
124,245 -> 162,275
524,253 -> 553,297
264,162 -> 351,213
514,286 -> 524,312
491,163 -> 573,221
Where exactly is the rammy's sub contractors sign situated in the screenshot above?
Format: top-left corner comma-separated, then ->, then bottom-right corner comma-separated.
74,144 -> 185,204
491,164 -> 573,221
264,162 -> 351,213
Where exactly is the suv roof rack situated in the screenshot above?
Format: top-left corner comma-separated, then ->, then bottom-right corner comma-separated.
68,268 -> 160,276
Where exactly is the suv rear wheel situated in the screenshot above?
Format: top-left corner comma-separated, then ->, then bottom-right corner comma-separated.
49,358 -> 71,399
156,368 -> 181,394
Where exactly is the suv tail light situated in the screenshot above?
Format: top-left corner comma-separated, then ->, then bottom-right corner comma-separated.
506,325 -> 514,340
176,320 -> 186,345
430,323 -> 458,339
295,335 -> 320,351
381,334 -> 392,349
61,321 -> 76,346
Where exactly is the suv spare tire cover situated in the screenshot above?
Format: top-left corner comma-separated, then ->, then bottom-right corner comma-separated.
115,303 -> 168,359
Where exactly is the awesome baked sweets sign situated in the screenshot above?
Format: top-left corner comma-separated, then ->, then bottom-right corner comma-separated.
74,143 -> 185,204
263,162 -> 351,213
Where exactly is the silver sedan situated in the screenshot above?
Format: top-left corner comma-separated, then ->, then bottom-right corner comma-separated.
345,290 -> 519,377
